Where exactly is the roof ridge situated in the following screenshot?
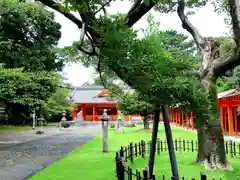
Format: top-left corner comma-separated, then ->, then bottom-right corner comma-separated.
75,86 -> 130,90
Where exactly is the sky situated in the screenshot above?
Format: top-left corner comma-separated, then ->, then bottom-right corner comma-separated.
53,0 -> 229,87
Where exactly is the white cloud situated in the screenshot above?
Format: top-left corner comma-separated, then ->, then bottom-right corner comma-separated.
54,1 -> 228,86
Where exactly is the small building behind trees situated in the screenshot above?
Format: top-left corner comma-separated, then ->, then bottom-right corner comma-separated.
71,86 -> 142,121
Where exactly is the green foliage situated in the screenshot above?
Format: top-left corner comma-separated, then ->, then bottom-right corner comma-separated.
208,36 -> 235,56
0,0 -> 63,71
0,67 -> 59,107
91,15 -> 211,127
232,66 -> 240,88
57,12 -> 211,126
216,77 -> 231,92
39,87 -> 72,120
56,0 -> 113,14
153,0 -> 208,13
53,0 -> 209,15
117,91 -> 153,117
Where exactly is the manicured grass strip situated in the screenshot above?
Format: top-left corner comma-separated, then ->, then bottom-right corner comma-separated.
0,125 -> 32,132
46,122 -> 58,127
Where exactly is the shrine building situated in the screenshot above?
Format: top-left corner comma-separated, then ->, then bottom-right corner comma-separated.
71,86 -> 139,121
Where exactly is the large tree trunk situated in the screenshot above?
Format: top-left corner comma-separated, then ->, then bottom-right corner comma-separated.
196,125 -> 229,169
197,74 -> 231,169
143,116 -> 149,129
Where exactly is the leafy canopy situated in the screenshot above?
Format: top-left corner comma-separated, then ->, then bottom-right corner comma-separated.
0,67 -> 59,107
0,0 -> 63,71
40,87 -> 72,120
91,15 -> 211,126
117,91 -> 153,117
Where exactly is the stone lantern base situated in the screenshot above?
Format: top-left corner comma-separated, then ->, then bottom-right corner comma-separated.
36,130 -> 44,134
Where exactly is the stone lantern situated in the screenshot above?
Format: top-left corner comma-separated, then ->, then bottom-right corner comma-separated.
59,110 -> 70,128
36,116 -> 44,134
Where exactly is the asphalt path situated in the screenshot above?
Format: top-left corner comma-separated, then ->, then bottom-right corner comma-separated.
0,125 -> 101,180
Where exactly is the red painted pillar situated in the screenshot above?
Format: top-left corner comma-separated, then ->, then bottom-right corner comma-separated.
190,112 -> 194,130
227,105 -> 234,136
82,106 -> 85,121
178,111 -> 180,126
93,107 -> 95,121
175,111 -> 177,125
219,105 -> 224,135
150,112 -> 153,120
170,111 -> 172,124
177,111 -> 180,125
181,111 -> 184,128
72,104 -> 77,120
234,106 -> 238,135
223,107 -> 227,132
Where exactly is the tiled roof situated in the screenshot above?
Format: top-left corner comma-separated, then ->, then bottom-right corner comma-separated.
72,87 -> 240,103
217,89 -> 236,99
71,86 -> 131,103
218,89 -> 240,99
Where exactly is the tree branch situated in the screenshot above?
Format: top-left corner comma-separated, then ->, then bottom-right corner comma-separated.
37,0 -> 83,28
97,60 -> 122,98
80,23 -> 86,44
95,0 -> 113,15
212,0 -> 240,77
127,0 -> 142,16
228,0 -> 240,45
38,0 -> 98,40
127,0 -> 157,27
177,0 -> 205,51
39,0 -> 156,55
213,48 -> 240,77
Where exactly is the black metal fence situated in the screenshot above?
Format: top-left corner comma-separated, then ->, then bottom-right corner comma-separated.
115,139 -> 240,180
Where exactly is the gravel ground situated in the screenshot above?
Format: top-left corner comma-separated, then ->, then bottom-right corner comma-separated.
0,125 -> 101,180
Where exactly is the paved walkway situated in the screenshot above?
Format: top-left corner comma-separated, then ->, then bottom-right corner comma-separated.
0,124 -> 101,180
0,127 -> 61,149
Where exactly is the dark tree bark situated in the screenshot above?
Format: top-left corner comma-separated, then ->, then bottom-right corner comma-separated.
143,115 -> 150,129
196,77 -> 229,169
177,0 -> 240,169
196,125 -> 228,169
148,108 -> 160,178
162,106 -> 179,180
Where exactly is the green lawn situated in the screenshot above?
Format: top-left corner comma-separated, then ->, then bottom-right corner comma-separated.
0,122 -> 58,132
130,152 -> 240,180
30,125 -> 240,180
46,122 -> 58,127
0,125 -> 32,132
